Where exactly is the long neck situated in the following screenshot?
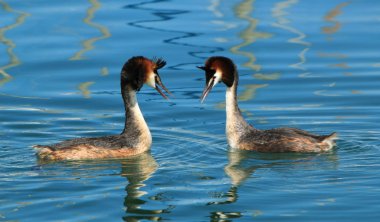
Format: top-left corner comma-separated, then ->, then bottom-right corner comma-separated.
121,84 -> 152,149
225,70 -> 253,148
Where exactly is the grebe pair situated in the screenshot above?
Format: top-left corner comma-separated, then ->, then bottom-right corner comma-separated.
35,56 -> 337,161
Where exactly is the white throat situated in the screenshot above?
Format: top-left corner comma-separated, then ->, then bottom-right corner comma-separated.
225,87 -> 240,148
146,72 -> 156,88
224,73 -> 252,149
213,70 -> 222,87
122,87 -> 152,149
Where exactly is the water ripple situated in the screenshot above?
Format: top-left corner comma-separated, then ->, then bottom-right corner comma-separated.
69,0 -> 111,60
0,0 -> 29,86
124,0 -> 224,60
152,126 -> 226,168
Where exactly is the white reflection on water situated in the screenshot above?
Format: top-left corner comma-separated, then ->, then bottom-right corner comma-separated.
208,0 -> 223,18
0,106 -> 55,112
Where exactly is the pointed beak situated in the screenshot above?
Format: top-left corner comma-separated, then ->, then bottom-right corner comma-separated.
200,69 -> 222,103
197,66 -> 206,71
200,77 -> 216,103
154,75 -> 171,100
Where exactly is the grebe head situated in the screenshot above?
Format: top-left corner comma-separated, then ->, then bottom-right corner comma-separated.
121,56 -> 170,99
197,56 -> 235,102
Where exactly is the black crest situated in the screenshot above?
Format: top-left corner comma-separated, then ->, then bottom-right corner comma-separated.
154,57 -> 166,71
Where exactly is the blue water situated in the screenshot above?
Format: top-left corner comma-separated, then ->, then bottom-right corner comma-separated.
1,0 -> 380,221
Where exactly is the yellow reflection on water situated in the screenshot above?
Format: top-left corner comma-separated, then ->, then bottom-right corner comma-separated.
76,67 -> 109,99
216,0 -> 274,114
230,0 -> 272,72
351,90 -> 361,94
238,84 -> 268,101
228,0 -> 274,108
316,2 -> 353,97
317,52 -> 347,59
329,63 -> 350,69
100,66 -> 109,76
78,81 -> 95,98
0,0 -> 29,86
322,2 -> 350,36
253,73 -> 280,80
70,0 -> 111,60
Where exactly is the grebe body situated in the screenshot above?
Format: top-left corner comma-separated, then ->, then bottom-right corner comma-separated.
198,56 -> 337,153
34,56 -> 170,161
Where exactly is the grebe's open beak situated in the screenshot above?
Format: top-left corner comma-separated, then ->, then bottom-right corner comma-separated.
200,77 -> 216,103
154,75 -> 171,100
199,68 -> 221,103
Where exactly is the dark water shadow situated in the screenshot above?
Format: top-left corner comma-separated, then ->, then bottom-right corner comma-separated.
123,0 -> 224,68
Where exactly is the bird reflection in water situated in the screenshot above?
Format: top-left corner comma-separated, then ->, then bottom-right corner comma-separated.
207,150 -> 257,206
37,152 -> 172,221
208,149 -> 338,221
121,152 -> 172,222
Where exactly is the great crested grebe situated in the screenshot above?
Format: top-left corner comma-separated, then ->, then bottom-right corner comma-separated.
198,56 -> 337,152
34,56 -> 170,161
